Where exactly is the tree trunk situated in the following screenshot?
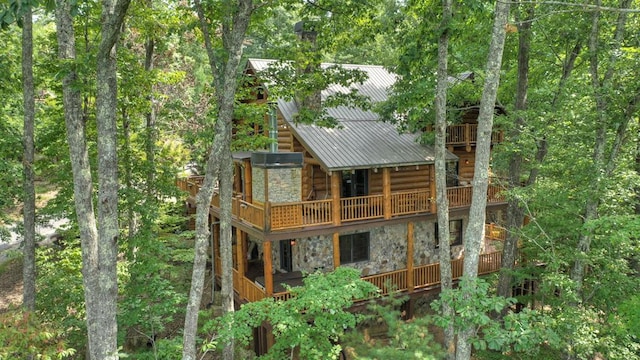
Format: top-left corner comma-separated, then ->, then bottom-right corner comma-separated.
219,146 -> 235,360
497,1 -> 532,301
21,4 -> 36,312
182,1 -> 253,358
456,0 -> 510,358
143,0 -> 156,212
571,0 -> 632,297
54,2 -> 100,356
56,0 -> 130,357
434,0 -> 454,357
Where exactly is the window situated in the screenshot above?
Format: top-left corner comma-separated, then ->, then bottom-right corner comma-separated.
339,232 -> 370,264
446,160 -> 459,187
435,219 -> 463,247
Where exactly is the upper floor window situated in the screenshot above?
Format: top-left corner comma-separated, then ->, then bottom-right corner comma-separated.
446,160 -> 459,187
435,219 -> 463,247
339,232 -> 370,264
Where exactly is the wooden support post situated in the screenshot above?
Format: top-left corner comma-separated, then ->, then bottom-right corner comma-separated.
236,227 -> 245,278
407,221 -> 414,292
332,232 -> 340,269
263,241 -> 274,296
383,167 -> 391,219
331,172 -> 341,226
213,221 -> 220,276
244,159 -> 252,203
429,165 -> 437,213
465,123 -> 472,152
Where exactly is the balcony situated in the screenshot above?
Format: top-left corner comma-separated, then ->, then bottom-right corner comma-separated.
177,176 -> 506,232
216,249 -> 504,303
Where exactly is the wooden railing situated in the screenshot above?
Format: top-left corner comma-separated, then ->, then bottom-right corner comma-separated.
219,251 -> 502,303
392,189 -> 431,215
485,223 -> 507,241
177,177 -> 506,231
446,124 -> 503,146
341,194 -> 384,222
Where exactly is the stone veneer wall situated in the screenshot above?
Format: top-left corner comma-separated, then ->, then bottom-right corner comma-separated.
252,167 -> 265,203
251,167 -> 302,203
247,215 -> 469,276
268,168 -> 301,203
294,216 -> 470,275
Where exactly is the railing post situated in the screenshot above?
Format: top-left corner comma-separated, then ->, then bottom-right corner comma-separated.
264,202 -> 271,232
407,222 -> 414,292
465,123 -> 472,152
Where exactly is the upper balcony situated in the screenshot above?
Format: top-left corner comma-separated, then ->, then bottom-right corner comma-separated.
177,176 -> 506,232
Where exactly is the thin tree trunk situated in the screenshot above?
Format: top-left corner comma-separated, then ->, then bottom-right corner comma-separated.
219,146 -> 235,360
92,1 -> 130,358
21,4 -> 36,312
143,0 -> 156,210
122,108 -> 137,237
182,1 -> 253,358
456,0 -> 510,358
434,0 -> 454,357
571,0 -> 632,296
497,1 -> 532,301
54,2 -> 100,356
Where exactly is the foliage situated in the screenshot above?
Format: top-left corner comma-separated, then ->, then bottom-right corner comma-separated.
202,267 -> 379,360
35,236 -> 88,349
342,295 -> 443,359
432,277 -> 560,356
0,308 -> 75,359
118,229 -> 188,351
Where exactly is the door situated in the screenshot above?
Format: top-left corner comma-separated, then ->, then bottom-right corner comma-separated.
279,240 -> 293,272
342,169 -> 368,197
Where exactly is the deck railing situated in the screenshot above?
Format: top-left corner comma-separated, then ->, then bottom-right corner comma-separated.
341,194 -> 384,222
177,177 -> 505,231
223,250 -> 503,303
446,124 -> 503,146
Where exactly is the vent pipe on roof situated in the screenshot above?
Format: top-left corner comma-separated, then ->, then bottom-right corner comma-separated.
268,102 -> 278,153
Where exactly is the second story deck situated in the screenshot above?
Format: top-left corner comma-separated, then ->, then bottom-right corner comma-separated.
177,176 -> 506,232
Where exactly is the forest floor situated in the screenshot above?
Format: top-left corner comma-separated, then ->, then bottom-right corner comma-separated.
0,257 -> 23,312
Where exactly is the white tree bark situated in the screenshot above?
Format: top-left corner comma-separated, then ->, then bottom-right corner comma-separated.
55,0 -> 130,358
182,1 -> 253,359
455,0 -> 510,358
434,0 -> 454,357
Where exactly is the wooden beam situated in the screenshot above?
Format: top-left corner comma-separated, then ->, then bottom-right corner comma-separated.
236,227 -> 245,277
331,172 -> 341,226
244,159 -> 252,203
383,168 -> 391,219
407,221 -> 414,292
332,232 -> 340,269
263,241 -> 273,296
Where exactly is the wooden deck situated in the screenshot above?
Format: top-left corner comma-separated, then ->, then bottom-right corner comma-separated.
216,249 -> 504,303
177,177 -> 506,232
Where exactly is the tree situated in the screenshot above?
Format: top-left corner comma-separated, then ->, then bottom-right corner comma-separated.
54,0 -> 131,357
455,0 -> 510,358
183,1 -> 253,359
433,0 -> 454,358
21,1 -> 36,312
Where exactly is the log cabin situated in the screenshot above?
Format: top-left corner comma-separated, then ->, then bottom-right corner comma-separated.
177,59 -> 508,347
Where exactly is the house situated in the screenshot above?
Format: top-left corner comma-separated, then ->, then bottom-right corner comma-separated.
177,58 -> 507,311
